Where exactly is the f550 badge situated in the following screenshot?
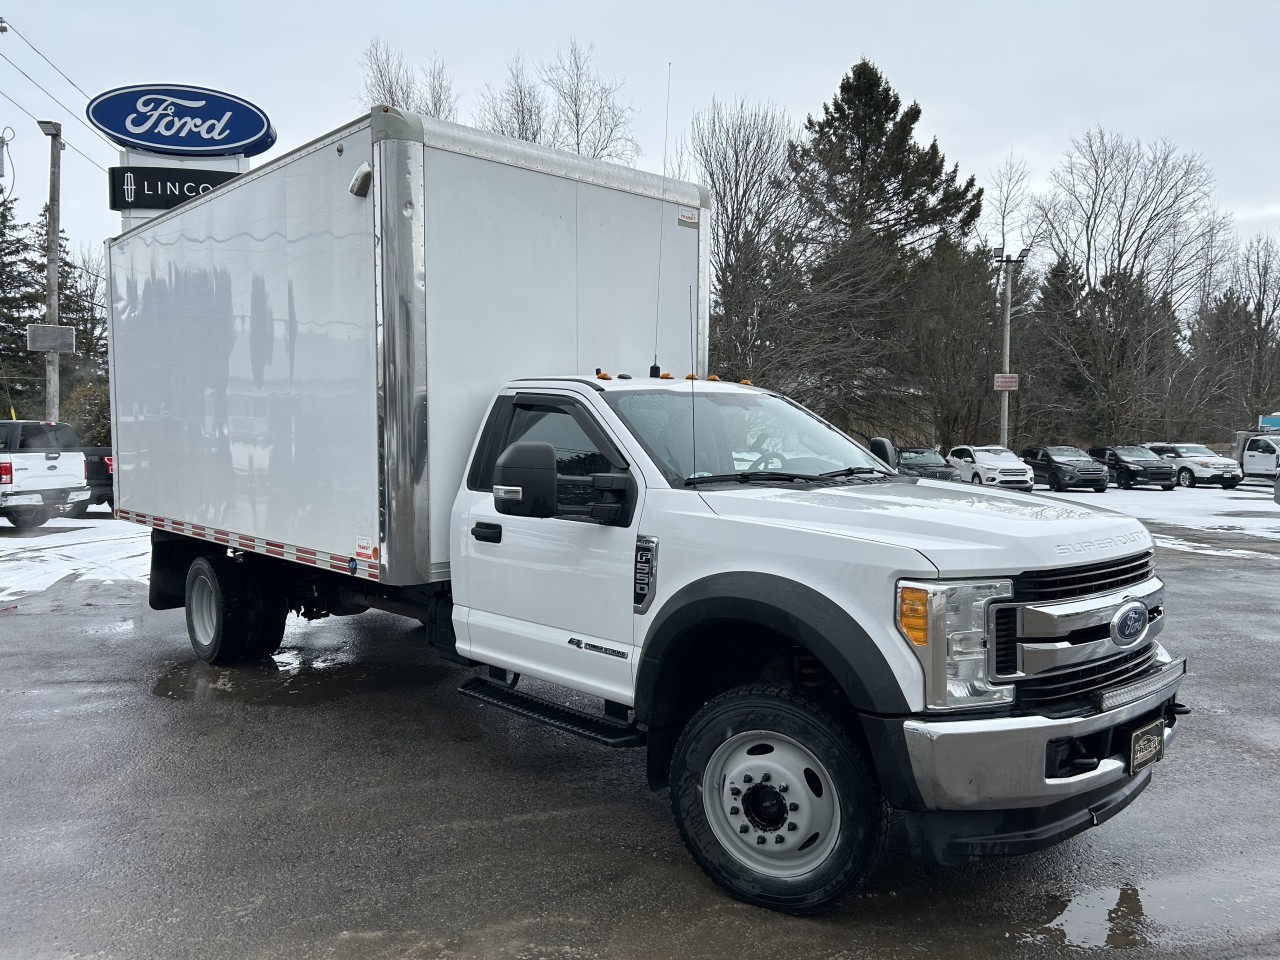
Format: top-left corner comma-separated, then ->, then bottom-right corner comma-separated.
87,85 -> 276,157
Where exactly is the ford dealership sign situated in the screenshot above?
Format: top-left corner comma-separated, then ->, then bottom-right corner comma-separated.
87,84 -> 276,157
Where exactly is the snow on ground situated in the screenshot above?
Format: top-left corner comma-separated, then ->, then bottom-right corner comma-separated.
2,480 -> 1277,602
1040,478 -> 1280,558
0,512 -> 151,602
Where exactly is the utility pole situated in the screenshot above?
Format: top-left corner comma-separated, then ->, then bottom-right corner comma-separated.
38,119 -> 62,422
992,246 -> 1030,449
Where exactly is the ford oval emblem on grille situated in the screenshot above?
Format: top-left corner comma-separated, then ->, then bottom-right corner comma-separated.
1111,600 -> 1149,647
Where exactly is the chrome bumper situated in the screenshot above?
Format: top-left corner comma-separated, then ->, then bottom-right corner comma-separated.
0,487 -> 90,507
902,654 -> 1185,810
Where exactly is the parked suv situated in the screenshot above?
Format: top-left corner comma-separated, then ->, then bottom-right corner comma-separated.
1144,443 -> 1242,489
946,445 -> 1034,490
1021,445 -> 1108,492
895,447 -> 962,481
0,421 -> 91,529
1088,445 -> 1176,490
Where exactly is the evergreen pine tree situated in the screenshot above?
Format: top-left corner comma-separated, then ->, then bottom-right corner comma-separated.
0,195 -> 45,418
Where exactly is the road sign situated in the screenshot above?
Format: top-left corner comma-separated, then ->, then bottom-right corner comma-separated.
994,373 -> 1020,391
27,324 -> 75,353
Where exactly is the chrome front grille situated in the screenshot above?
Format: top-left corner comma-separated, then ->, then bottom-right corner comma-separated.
1013,642 -> 1161,706
1012,551 -> 1155,603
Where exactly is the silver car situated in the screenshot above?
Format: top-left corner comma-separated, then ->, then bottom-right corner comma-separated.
1143,442 -> 1242,489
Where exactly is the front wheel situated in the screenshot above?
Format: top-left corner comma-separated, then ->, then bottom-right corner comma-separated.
1177,468 -> 1197,488
969,473 -> 982,485
1048,472 -> 1062,492
1094,485 -> 1108,493
1222,481 -> 1240,490
1117,470 -> 1132,490
1161,484 -> 1175,491
669,684 -> 889,914
4,506 -> 51,529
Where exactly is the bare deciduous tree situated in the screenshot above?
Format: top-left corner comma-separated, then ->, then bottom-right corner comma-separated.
540,37 -> 638,162
475,55 -> 547,144
1035,127 -> 1230,312
356,37 -> 459,121
983,152 -> 1041,255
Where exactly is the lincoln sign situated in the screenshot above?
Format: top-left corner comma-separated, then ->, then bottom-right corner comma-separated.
108,166 -> 239,211
86,84 -> 276,157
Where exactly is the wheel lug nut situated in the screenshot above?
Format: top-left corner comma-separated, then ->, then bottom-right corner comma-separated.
761,772 -> 771,782
739,824 -> 749,834
787,822 -> 798,831
778,783 -> 788,793
788,802 -> 799,811
742,774 -> 753,784
729,786 -> 741,797
756,835 -> 766,845
775,834 -> 785,844
729,805 -> 740,816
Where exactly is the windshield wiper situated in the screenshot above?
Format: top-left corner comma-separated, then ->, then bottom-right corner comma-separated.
684,471 -> 828,487
819,466 -> 895,479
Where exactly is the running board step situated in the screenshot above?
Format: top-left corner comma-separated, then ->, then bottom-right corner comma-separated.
457,677 -> 646,748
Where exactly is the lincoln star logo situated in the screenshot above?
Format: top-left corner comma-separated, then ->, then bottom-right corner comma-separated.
1111,600 -> 1149,646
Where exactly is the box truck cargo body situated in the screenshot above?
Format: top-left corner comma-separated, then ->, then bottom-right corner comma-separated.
108,108 -> 708,586
108,109 -> 1186,913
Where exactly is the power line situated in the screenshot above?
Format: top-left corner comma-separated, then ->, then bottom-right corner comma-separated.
0,49 -> 114,150
0,87 -> 106,172
0,18 -> 91,100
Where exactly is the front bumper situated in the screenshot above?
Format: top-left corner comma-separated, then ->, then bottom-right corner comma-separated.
1193,470 -> 1241,483
0,487 -> 90,508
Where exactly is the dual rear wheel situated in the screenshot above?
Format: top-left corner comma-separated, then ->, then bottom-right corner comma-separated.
184,554 -> 288,664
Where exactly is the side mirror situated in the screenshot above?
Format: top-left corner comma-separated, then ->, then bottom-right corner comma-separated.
493,441 -> 557,518
869,437 -> 897,468
1163,453 -> 1176,460
964,457 -> 975,464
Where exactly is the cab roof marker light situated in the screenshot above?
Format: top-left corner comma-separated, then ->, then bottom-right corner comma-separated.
685,373 -> 698,380
739,379 -> 752,385
707,375 -> 721,381
659,373 -> 674,379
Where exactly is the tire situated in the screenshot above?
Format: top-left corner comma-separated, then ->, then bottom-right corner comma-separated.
243,562 -> 288,658
1177,468 -> 1197,488
969,473 -> 982,485
63,500 -> 89,519
669,683 -> 889,914
184,555 -> 252,664
1223,481 -> 1239,490
4,506 -> 51,529
1094,485 -> 1108,493
1048,472 -> 1062,492
1118,470 -> 1132,490
1161,484 -> 1175,491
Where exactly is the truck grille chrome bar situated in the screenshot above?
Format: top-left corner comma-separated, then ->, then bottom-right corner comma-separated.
1012,551 -> 1154,603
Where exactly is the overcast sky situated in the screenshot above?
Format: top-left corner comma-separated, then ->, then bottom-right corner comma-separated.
5,0 -> 1280,255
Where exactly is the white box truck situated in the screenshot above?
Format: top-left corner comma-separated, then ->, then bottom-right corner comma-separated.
108,108 -> 1188,913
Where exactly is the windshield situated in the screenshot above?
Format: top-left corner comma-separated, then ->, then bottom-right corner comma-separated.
604,388 -> 885,484
974,446 -> 1022,463
899,449 -> 947,466
1047,446 -> 1090,458
1115,446 -> 1160,460
1173,444 -> 1216,457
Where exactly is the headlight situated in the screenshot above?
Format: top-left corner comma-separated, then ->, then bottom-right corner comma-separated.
897,579 -> 1014,710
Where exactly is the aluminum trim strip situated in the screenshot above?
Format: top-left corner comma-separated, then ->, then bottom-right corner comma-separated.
115,508 -> 380,582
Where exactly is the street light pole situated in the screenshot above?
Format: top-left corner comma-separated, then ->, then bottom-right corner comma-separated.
38,119 -> 62,423
993,246 -> 1030,449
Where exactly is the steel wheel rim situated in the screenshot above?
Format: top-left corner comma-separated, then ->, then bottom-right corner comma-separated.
190,574 -> 217,648
701,730 -> 841,878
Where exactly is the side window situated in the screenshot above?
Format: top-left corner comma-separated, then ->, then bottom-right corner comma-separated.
505,403 -> 616,509
1264,441 -> 1277,455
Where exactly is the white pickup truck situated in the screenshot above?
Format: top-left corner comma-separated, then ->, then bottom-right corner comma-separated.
0,421 -> 90,529
107,108 -> 1188,913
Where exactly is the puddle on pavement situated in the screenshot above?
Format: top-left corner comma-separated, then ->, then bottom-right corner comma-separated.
152,646 -> 432,706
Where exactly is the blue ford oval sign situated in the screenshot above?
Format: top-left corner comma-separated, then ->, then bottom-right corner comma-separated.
87,84 -> 276,157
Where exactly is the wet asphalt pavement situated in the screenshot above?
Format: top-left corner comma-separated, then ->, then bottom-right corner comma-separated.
1,515 -> 1279,959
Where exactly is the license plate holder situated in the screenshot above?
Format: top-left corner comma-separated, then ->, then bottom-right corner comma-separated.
1128,717 -> 1166,775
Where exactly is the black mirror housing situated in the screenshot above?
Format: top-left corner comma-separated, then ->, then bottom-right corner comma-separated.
869,437 -> 898,469
493,441 -> 557,518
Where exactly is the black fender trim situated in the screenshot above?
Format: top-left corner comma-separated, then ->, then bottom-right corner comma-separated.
635,572 -> 912,724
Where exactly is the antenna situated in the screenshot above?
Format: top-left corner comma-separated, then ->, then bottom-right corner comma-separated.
652,62 -> 673,373
689,284 -> 697,477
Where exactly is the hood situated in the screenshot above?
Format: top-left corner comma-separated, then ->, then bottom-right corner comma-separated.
698,480 -> 1153,578
975,457 -> 1029,469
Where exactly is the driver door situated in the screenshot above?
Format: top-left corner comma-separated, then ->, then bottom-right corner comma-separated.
452,392 -> 644,703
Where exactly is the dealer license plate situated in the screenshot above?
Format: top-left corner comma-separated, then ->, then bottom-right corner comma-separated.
1128,717 -> 1166,775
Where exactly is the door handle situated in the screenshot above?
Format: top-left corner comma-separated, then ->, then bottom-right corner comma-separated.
471,522 -> 502,543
